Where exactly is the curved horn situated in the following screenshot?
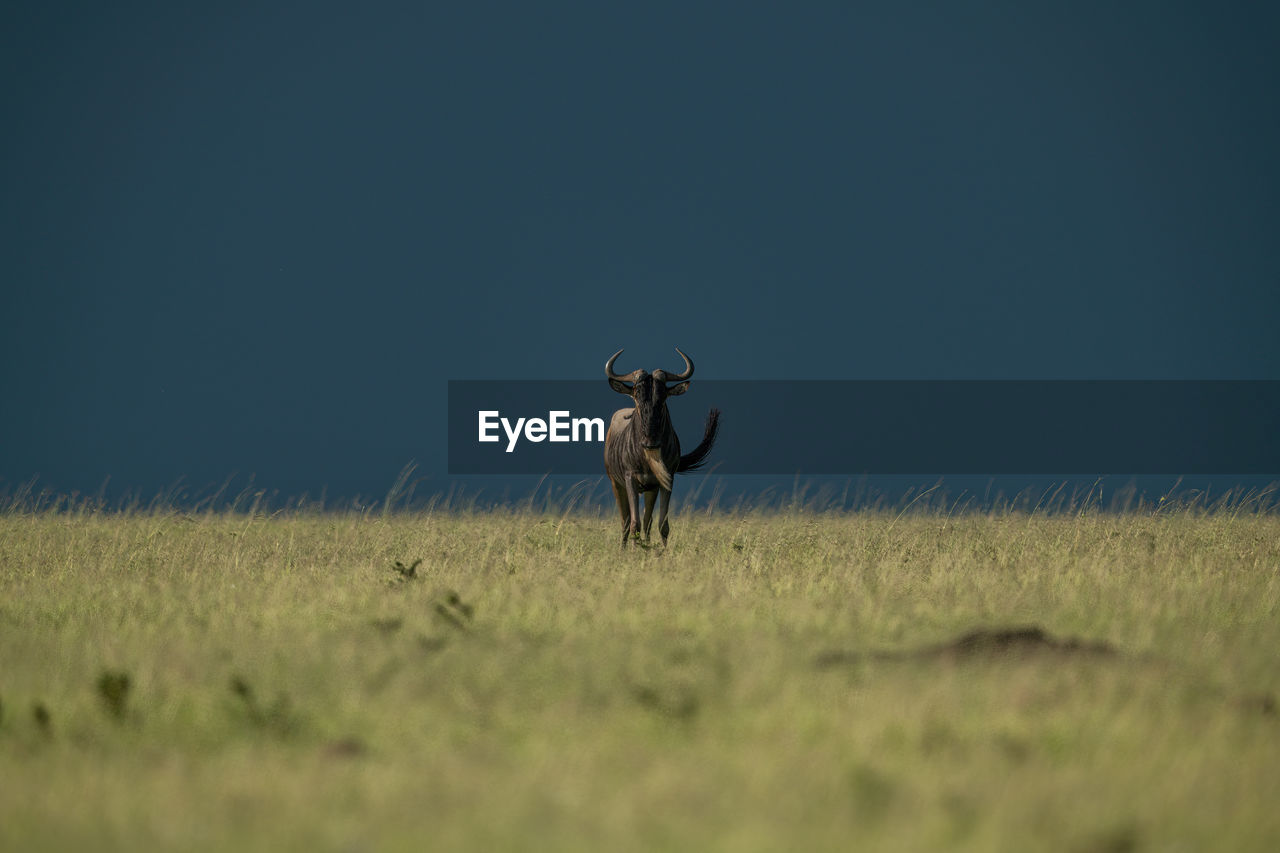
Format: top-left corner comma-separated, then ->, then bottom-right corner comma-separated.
662,348 -> 694,382
605,349 -> 643,393
605,349 -> 629,381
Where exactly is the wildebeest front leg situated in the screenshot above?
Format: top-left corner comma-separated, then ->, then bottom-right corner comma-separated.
658,488 -> 672,545
623,472 -> 642,545
612,480 -> 631,545
642,489 -> 657,542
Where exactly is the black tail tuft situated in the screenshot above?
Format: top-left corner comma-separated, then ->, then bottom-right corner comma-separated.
677,408 -> 720,472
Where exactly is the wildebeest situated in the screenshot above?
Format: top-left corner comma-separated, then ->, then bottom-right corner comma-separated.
604,348 -> 719,546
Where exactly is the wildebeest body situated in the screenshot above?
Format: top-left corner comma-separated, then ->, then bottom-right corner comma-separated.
603,349 -> 719,546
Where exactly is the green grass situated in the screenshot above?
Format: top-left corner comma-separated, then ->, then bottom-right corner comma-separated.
2,504 -> 1278,851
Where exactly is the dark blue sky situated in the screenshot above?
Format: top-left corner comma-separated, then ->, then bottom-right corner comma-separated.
3,2 -> 1278,501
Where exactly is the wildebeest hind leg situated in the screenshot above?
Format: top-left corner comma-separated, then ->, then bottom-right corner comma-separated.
642,489 -> 656,541
658,488 -> 672,545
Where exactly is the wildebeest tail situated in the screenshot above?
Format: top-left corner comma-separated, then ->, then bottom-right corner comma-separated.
677,408 -> 720,472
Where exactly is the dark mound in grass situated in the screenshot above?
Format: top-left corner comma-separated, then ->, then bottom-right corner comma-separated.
815,625 -> 1118,668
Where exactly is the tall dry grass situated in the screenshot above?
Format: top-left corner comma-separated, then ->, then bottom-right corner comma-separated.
1,494 -> 1278,850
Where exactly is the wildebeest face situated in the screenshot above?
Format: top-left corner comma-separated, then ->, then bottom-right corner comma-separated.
623,373 -> 689,448
605,351 -> 693,448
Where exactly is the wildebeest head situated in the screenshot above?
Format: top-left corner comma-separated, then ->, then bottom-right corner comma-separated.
605,348 -> 694,449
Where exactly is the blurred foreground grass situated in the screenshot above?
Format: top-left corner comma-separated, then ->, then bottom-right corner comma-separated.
1,505 -> 1278,851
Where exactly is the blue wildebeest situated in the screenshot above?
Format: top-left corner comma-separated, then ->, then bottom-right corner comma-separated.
604,348 -> 720,546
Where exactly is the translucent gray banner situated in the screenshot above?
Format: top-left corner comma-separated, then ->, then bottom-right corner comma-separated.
448,380 -> 1280,475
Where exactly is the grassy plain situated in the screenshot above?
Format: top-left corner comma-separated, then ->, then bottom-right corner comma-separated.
1,498 -> 1278,851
